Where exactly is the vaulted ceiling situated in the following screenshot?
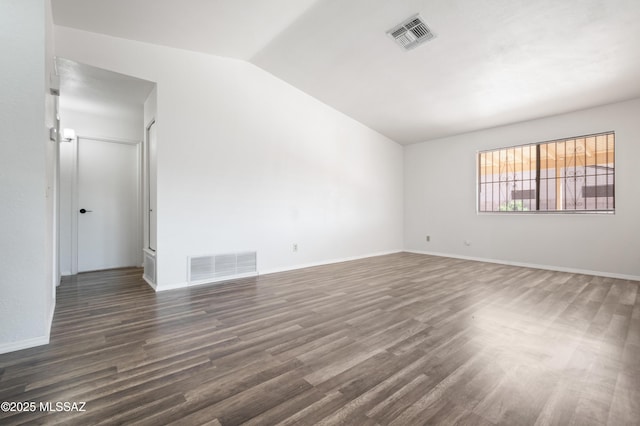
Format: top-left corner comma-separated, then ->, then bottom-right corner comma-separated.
56,57 -> 155,118
52,0 -> 640,144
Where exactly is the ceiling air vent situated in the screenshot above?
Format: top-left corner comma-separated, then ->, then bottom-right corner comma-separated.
387,14 -> 435,51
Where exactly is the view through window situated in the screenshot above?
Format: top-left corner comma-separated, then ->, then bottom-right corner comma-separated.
478,132 -> 615,213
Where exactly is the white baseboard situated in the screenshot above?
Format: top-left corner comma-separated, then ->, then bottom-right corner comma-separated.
259,249 -> 404,276
154,281 -> 188,292
0,335 -> 50,355
405,250 -> 640,281
143,275 -> 158,291
151,250 -> 404,292
188,272 -> 258,288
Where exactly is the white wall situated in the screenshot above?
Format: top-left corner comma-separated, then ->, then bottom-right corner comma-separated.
0,0 -> 54,353
405,98 -> 640,279
144,85 -> 157,128
55,27 -> 404,289
58,105 -> 144,275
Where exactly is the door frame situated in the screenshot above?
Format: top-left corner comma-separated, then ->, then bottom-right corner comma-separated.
144,119 -> 156,252
70,135 -> 143,274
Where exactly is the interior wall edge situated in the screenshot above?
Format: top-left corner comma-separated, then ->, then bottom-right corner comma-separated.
258,249 -> 404,277
405,250 -> 640,282
0,335 -> 50,356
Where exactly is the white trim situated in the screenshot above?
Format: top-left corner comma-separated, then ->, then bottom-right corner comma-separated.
144,121 -> 157,253
0,335 -> 49,355
143,274 -> 157,291
150,250 -> 403,292
155,273 -> 260,292
143,120 -> 156,252
259,250 -> 404,276
53,95 -> 61,291
404,250 -> 640,281
155,281 -> 188,292
154,274 -> 260,292
76,134 -> 140,145
46,299 -> 55,336
135,141 -> 143,267
70,135 -> 78,274
188,272 -> 259,287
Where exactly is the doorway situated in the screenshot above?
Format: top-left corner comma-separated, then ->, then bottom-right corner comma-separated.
76,137 -> 141,272
56,58 -> 156,277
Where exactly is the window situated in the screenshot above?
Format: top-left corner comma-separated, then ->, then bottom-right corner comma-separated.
478,132 -> 615,213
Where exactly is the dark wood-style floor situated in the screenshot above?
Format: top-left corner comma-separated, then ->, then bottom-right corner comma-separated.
0,252 -> 638,425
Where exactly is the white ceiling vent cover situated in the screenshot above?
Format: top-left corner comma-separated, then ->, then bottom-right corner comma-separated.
387,14 -> 435,51
188,251 -> 257,286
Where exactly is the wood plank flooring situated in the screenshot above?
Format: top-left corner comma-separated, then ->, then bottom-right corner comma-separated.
0,252 -> 638,425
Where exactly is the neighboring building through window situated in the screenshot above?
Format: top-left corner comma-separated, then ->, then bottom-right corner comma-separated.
478,132 -> 615,213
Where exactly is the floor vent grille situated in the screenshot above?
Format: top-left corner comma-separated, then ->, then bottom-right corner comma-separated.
143,250 -> 156,285
188,251 -> 257,285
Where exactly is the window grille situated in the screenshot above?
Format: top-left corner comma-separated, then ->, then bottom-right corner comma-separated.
478,132 -> 615,213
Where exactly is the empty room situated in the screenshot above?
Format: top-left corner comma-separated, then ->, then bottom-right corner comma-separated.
1,0 -> 639,424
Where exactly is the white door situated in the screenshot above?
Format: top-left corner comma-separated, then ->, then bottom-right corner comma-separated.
77,138 -> 139,272
147,122 -> 157,251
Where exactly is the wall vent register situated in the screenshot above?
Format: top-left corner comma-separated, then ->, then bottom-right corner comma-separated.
188,251 -> 257,285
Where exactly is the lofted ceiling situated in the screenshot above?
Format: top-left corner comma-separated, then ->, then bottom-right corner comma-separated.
56,57 -> 155,118
52,0 -> 640,144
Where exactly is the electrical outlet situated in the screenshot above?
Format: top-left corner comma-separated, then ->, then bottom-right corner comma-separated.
426,235 -> 430,242
292,243 -> 298,252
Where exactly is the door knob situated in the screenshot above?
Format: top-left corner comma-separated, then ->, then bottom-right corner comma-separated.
79,208 -> 93,214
